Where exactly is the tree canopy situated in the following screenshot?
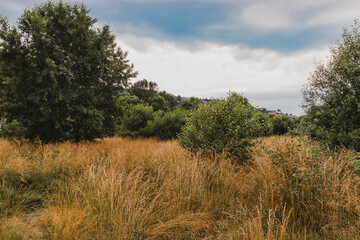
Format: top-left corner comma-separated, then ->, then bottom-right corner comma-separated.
302,20 -> 360,151
0,1 -> 137,142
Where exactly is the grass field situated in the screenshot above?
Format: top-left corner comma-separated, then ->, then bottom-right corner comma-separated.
1,136 -> 360,239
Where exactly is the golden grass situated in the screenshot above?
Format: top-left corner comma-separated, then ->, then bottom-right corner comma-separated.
0,136 -> 359,239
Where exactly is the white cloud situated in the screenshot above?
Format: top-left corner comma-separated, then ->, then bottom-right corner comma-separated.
240,3 -> 293,30
307,1 -> 360,27
117,34 -> 330,115
226,0 -> 360,31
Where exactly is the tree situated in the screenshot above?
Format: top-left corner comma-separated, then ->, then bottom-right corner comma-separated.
270,115 -> 294,135
180,97 -> 203,110
118,104 -> 154,137
150,95 -> 169,112
0,1 -> 137,142
144,109 -> 186,140
128,79 -> 158,103
178,93 -> 262,162
302,20 -> 360,151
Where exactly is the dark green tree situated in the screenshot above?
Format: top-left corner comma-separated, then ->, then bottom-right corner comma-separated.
150,95 -> 169,112
270,115 -> 294,135
128,79 -> 158,103
302,20 -> 360,151
144,109 -> 186,140
158,91 -> 179,110
118,104 -> 154,137
0,1 -> 137,142
180,97 -> 203,110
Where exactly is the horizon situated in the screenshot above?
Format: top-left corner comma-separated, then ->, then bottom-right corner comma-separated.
1,0 -> 359,115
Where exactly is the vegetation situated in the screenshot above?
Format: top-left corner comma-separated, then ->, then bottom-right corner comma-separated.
116,80 -> 186,140
0,2 -> 359,239
0,1 -> 137,142
1,136 -> 360,239
302,20 -> 360,151
270,114 -> 295,135
179,93 -> 262,162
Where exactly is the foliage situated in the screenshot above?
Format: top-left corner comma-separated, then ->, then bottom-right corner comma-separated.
128,79 -> 158,103
178,92 -> 261,161
117,104 -> 154,137
150,95 -> 169,112
0,1 -> 136,142
180,97 -> 203,110
0,120 -> 27,140
302,20 -> 360,151
270,114 -> 295,135
158,91 -> 179,110
145,109 -> 187,140
253,111 -> 271,136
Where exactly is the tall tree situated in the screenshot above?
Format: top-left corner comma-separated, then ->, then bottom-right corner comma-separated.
129,79 -> 159,102
302,20 -> 360,151
0,1 -> 137,142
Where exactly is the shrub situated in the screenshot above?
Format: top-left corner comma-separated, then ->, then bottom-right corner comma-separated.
150,95 -> 169,112
180,97 -> 203,110
178,93 -> 261,162
117,104 -> 154,137
145,109 -> 187,140
253,111 -> 271,136
0,120 -> 27,140
270,115 -> 295,135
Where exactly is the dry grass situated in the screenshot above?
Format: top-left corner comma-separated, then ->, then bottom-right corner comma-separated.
0,136 -> 359,239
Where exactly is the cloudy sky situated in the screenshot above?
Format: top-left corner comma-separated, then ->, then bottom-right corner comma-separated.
1,0 -> 360,115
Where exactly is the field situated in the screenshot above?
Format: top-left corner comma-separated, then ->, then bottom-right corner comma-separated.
1,136 -> 360,239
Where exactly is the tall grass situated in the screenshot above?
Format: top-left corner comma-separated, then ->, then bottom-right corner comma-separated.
0,136 -> 359,239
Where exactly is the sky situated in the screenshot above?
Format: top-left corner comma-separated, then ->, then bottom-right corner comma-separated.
1,0 -> 360,115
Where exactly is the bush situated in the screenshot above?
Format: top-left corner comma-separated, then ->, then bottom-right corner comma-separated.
253,111 -> 271,136
178,93 -> 261,162
145,109 -> 187,140
117,104 -> 154,137
0,120 -> 27,140
270,115 -> 295,135
180,97 -> 203,110
150,95 -> 169,112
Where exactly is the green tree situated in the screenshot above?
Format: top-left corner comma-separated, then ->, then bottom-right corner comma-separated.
178,93 -> 261,162
150,95 -> 169,112
144,109 -> 186,140
0,1 -> 137,142
129,79 -> 158,103
180,97 -> 203,110
270,115 -> 294,135
302,20 -> 360,151
158,91 -> 179,110
118,104 -> 154,137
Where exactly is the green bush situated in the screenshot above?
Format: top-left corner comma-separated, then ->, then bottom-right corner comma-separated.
253,111 -> 271,136
180,97 -> 203,110
270,115 -> 295,135
117,104 -> 154,137
0,120 -> 27,140
145,109 -> 186,140
150,95 -> 169,112
178,93 -> 261,162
